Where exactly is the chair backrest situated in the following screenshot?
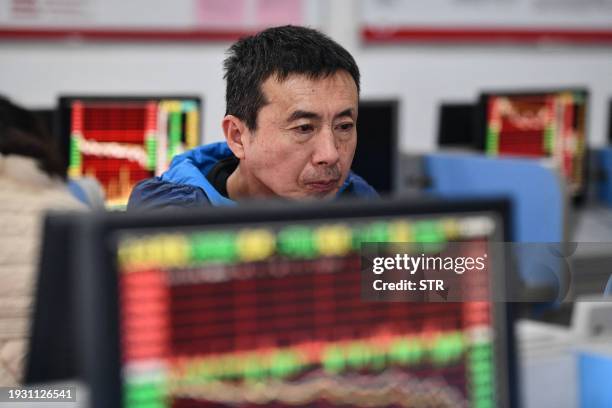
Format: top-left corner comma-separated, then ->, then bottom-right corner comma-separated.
425,153 -> 567,287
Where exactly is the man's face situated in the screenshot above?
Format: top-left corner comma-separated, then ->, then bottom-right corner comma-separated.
239,71 -> 358,199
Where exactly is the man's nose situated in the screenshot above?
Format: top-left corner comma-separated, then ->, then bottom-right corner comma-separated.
312,127 -> 340,167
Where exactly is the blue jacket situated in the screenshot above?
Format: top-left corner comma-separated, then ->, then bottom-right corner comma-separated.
128,142 -> 378,210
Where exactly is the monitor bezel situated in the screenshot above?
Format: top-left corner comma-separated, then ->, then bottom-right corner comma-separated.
25,213 -> 83,383
71,197 -> 517,408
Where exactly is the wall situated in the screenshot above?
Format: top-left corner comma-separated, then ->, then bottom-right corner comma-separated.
1,0 -> 611,151
361,45 -> 612,152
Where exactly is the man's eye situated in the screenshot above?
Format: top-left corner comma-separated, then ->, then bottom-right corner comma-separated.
295,124 -> 314,133
337,123 -> 354,131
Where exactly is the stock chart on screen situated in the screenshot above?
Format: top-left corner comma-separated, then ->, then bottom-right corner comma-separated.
106,202 -> 512,408
481,90 -> 587,196
59,96 -> 201,208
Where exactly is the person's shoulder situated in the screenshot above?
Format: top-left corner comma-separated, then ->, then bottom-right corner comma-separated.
345,172 -> 379,198
127,177 -> 211,211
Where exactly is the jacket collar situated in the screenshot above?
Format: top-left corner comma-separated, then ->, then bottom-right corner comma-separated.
161,141 -> 358,205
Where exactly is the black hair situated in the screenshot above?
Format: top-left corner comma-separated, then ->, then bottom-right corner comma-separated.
224,25 -> 361,130
0,96 -> 66,179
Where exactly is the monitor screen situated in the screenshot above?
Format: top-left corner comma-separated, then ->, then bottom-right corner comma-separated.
63,198 -> 515,408
353,100 -> 398,194
437,103 -> 477,149
57,96 -> 202,208
478,89 -> 588,198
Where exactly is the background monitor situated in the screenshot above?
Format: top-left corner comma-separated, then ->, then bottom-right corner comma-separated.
477,89 -> 588,200
354,100 -> 399,195
57,95 -> 202,208
29,198 -> 518,408
437,102 -> 477,149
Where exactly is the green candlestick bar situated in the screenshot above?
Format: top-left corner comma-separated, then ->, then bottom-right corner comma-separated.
124,380 -> 166,408
146,137 -> 157,171
269,351 -> 301,378
352,222 -> 389,249
544,125 -> 555,154
468,343 -> 495,408
413,220 -> 446,244
486,128 -> 499,155
168,111 -> 182,158
69,135 -> 81,167
174,332 -> 469,384
431,332 -> 465,366
322,346 -> 346,373
189,231 -> 237,263
277,226 -> 317,259
389,338 -> 425,366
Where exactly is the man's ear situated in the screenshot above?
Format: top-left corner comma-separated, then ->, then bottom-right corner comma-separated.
222,115 -> 248,160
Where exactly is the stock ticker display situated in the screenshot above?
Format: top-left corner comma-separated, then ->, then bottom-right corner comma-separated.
115,214 -> 502,408
484,91 -> 587,194
66,98 -> 200,208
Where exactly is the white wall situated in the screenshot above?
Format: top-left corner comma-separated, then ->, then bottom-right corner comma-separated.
1,0 -> 611,151
0,41 -> 229,143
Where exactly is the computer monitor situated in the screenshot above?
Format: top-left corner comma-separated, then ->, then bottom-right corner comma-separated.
25,213 -> 81,383
477,89 -> 588,200
437,102 -> 477,149
57,96 -> 202,208
354,100 -> 399,194
35,198 -> 516,407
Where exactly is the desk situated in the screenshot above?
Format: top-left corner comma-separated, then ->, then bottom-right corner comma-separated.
517,320 -> 578,408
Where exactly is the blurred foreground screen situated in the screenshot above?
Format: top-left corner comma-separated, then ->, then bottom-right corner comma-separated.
88,200 -> 515,407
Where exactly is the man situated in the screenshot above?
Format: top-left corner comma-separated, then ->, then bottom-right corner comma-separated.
128,25 -> 377,210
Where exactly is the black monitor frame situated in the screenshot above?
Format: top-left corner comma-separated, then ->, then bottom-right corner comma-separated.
475,88 -> 589,203
29,197 -> 517,408
26,213 -> 82,383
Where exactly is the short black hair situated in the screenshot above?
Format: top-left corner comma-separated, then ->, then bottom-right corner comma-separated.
224,25 -> 360,130
0,96 -> 66,179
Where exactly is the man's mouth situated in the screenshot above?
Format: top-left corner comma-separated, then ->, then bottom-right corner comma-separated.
305,179 -> 339,192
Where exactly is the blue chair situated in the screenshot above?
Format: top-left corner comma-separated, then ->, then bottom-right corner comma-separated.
425,153 -> 566,289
